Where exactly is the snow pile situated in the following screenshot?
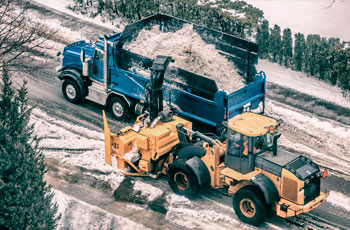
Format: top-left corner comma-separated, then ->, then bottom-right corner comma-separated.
31,108 -> 125,190
52,189 -> 149,230
328,191 -> 350,211
124,24 -> 244,92
133,181 -> 163,201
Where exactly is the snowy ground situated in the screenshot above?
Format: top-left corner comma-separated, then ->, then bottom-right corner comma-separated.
244,0 -> 350,41
15,0 -> 350,228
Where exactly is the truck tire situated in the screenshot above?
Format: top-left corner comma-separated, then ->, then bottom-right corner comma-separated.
168,159 -> 199,197
110,97 -> 128,120
62,79 -> 82,104
233,187 -> 267,226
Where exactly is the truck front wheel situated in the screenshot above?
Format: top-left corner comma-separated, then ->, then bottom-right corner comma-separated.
233,187 -> 267,226
62,79 -> 82,104
109,97 -> 127,120
168,159 -> 199,197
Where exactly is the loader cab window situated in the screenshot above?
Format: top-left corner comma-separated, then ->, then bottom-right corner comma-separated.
251,133 -> 273,154
227,129 -> 241,157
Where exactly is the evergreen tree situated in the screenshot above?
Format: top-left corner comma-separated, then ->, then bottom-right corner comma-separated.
256,20 -> 269,59
294,33 -> 305,71
269,24 -> 282,63
316,37 -> 329,80
0,64 -> 59,230
282,28 -> 293,67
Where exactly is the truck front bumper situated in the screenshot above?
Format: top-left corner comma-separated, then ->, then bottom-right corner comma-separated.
276,191 -> 329,218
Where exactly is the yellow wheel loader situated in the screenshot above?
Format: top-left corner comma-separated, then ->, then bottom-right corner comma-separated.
103,56 -> 329,226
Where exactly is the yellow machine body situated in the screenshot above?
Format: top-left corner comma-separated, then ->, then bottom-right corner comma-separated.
103,111 -> 191,176
103,111 -> 328,221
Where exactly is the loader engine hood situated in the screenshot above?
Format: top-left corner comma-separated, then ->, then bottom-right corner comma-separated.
255,149 -> 320,180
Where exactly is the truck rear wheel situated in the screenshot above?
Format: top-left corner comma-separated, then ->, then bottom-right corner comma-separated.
233,187 -> 267,226
62,79 -> 82,104
168,159 -> 199,197
110,97 -> 128,120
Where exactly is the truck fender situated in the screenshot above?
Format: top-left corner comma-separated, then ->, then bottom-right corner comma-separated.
177,146 -> 207,160
107,92 -> 134,108
59,69 -> 87,96
185,156 -> 210,187
250,173 -> 279,204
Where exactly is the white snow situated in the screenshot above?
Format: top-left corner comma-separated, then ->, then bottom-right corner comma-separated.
327,191 -> 350,211
124,24 -> 244,92
133,181 -> 163,201
258,59 -> 350,108
31,108 -> 125,191
244,0 -> 350,41
52,189 -> 149,230
33,0 -> 123,31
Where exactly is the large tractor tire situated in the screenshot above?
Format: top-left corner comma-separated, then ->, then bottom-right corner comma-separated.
109,97 -> 128,120
233,187 -> 267,226
168,159 -> 199,197
62,79 -> 82,104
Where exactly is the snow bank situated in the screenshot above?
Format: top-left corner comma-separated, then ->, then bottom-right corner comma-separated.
327,191 -> 350,211
31,108 -> 124,190
124,24 -> 244,92
259,59 -> 350,108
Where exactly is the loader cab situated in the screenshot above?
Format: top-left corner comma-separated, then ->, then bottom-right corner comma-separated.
225,112 -> 278,174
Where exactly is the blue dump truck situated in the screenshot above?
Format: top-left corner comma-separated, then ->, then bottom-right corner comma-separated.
57,14 -> 265,131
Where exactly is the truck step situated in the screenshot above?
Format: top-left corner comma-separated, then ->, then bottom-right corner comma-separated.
85,82 -> 108,105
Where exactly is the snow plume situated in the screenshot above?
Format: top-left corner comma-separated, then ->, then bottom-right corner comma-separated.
124,24 -> 245,92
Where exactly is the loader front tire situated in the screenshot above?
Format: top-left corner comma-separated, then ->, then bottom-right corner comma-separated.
168,159 -> 199,197
62,79 -> 82,104
233,187 -> 267,226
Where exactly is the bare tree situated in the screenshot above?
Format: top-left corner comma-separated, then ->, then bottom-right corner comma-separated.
0,0 -> 56,72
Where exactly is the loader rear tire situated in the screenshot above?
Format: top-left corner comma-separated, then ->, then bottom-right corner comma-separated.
168,159 -> 199,197
62,79 -> 82,104
233,187 -> 267,226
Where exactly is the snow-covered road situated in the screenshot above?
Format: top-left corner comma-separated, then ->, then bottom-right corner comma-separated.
10,0 -> 350,229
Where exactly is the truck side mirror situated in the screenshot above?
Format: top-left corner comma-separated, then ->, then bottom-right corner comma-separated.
80,49 -> 86,63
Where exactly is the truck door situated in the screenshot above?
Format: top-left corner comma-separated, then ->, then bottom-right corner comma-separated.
225,130 -> 250,174
92,49 -> 104,83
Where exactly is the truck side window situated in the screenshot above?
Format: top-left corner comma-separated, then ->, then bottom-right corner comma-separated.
94,50 -> 104,60
227,130 -> 241,156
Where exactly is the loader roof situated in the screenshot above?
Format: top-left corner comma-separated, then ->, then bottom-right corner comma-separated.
228,112 -> 278,137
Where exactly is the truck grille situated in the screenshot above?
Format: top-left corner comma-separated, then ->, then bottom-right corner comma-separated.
304,177 -> 320,204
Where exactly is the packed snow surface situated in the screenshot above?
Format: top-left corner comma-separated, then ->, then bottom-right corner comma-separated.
328,191 -> 350,211
245,0 -> 350,41
124,24 -> 245,92
52,189 -> 149,230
